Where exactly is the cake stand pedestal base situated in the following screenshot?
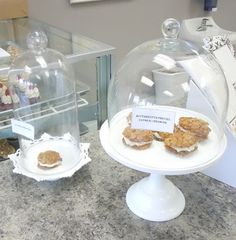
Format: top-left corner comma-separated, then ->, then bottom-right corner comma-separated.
126,173 -> 185,221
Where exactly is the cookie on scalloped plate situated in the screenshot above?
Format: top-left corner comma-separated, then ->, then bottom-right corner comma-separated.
38,150 -> 62,169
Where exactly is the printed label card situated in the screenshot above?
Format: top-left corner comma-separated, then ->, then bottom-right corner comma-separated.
11,119 -> 35,140
131,107 -> 176,133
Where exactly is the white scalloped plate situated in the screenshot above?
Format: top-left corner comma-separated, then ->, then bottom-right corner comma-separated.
9,141 -> 91,181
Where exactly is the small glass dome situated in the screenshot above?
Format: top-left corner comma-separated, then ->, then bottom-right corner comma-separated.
108,19 -> 228,166
8,31 -> 81,173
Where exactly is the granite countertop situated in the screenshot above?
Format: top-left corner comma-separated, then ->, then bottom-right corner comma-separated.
0,131 -> 236,240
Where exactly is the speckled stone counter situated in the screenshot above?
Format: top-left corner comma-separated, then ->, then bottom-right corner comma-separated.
0,131 -> 236,240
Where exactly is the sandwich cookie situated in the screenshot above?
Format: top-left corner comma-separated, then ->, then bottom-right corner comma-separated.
38,150 -> 62,169
178,117 -> 211,140
122,126 -> 153,150
164,130 -> 199,154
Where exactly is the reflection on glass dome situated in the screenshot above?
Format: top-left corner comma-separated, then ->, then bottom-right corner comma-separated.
107,19 -> 228,167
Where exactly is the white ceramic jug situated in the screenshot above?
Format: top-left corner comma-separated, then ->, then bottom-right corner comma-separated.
152,68 -> 190,107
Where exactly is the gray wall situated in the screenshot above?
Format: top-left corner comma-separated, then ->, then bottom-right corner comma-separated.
28,0 -> 236,62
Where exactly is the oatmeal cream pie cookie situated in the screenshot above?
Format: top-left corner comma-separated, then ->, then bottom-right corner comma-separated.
122,126 -> 153,150
38,150 -> 62,169
164,130 -> 199,154
178,117 -> 211,140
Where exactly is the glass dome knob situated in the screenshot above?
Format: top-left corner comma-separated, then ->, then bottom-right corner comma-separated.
161,18 -> 180,39
27,31 -> 48,52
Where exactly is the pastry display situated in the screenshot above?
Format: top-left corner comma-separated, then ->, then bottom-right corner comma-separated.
0,85 -> 20,110
16,76 -> 40,104
178,117 -> 211,140
0,76 -> 40,110
0,88 -> 13,110
122,126 -> 153,150
25,83 -> 40,104
164,130 -> 199,154
37,150 -> 62,169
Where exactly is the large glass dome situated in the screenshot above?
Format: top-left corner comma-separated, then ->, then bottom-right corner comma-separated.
8,31 -> 81,176
107,19 -> 228,169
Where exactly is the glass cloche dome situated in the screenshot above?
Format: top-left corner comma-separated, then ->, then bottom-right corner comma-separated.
107,19 -> 228,163
8,31 -> 81,175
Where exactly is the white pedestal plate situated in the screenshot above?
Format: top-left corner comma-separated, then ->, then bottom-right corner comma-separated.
99,108 -> 227,222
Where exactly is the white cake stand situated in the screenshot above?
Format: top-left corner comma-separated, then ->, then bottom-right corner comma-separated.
99,108 -> 227,221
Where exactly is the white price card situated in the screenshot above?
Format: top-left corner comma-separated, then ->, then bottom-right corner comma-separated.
11,119 -> 35,140
131,107 -> 176,133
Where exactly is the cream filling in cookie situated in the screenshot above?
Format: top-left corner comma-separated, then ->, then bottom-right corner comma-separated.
178,125 -> 208,138
123,137 -> 152,146
153,132 -> 163,140
178,125 -> 188,133
172,143 -> 198,152
38,161 -> 61,168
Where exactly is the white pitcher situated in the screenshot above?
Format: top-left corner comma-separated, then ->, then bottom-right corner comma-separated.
152,67 -> 190,107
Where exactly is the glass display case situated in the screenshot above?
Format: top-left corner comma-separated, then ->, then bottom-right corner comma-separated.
0,17 -> 114,138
